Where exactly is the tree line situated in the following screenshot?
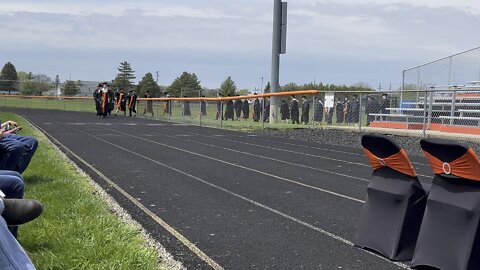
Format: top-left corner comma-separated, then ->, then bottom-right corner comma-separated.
0,61 -> 375,98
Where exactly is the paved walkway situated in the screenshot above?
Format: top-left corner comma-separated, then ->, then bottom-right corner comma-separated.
18,109 -> 433,269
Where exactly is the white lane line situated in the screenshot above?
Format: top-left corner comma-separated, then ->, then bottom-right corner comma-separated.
61,122 -> 408,269
28,120 -> 224,270
97,125 -> 365,204
186,131 -> 432,179
239,135 -> 430,167
142,125 -> 432,180
172,126 -> 430,168
148,131 -> 371,183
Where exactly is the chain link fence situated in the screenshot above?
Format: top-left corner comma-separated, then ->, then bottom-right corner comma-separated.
2,85 -> 480,142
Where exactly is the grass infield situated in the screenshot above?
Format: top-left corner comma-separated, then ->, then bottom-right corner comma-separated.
2,112 -> 166,269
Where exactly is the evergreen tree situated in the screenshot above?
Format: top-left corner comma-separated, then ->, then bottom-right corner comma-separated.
61,80 -> 81,96
0,62 -> 19,94
219,76 -> 237,96
136,72 -> 162,97
113,61 -> 136,90
20,72 -> 36,95
167,72 -> 202,97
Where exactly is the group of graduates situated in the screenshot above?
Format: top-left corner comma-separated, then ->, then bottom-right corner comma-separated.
212,94 -> 273,123
173,94 -> 313,125
148,92 -> 391,126
280,96 -> 312,124
216,94 -> 313,125
215,95 -> 257,122
320,94 -> 390,126
93,82 -> 138,118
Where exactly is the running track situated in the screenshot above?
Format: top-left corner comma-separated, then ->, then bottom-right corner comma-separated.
17,109 -> 434,270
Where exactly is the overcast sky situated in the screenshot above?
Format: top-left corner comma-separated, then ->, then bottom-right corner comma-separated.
1,0 -> 479,90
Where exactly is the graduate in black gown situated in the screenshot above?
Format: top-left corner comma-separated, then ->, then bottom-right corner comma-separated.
200,95 -> 207,117
263,97 -> 270,123
114,89 -> 126,116
301,96 -> 310,125
350,96 -> 360,124
314,99 -> 324,124
242,99 -> 249,121
379,94 -> 390,115
234,97 -> 243,120
128,90 -> 138,117
290,96 -> 300,124
335,98 -> 344,123
253,95 -> 261,122
224,96 -> 235,121
365,96 -> 377,126
93,83 -> 102,118
100,82 -> 110,118
183,96 -> 191,117
280,99 -> 290,123
216,94 -> 223,120
343,97 -> 351,124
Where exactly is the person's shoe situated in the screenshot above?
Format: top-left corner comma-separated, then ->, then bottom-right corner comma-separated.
2,199 -> 43,226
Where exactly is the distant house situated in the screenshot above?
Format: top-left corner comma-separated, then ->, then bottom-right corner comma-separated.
42,81 -> 102,97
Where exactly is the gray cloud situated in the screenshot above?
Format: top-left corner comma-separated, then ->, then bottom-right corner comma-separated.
0,0 -> 479,89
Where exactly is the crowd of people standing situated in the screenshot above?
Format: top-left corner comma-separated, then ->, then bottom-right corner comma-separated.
93,82 -> 138,118
94,89 -> 390,127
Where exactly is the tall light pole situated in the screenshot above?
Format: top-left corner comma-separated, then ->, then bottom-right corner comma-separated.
261,77 -> 264,93
270,0 -> 287,124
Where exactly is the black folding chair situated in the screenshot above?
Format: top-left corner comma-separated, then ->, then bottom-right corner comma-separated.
412,138 -> 480,270
355,134 -> 428,261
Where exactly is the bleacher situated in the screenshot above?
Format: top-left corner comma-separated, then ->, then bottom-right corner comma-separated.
369,83 -> 480,135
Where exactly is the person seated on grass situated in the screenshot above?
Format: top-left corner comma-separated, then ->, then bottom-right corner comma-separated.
0,120 -> 38,174
0,193 -> 43,270
0,170 -> 26,237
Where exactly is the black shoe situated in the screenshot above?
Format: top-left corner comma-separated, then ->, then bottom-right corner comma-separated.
2,199 -> 43,226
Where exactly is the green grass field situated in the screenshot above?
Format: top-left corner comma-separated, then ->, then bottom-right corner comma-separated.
1,112 -> 166,269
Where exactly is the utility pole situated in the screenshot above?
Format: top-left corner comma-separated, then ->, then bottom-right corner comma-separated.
270,0 -> 287,124
261,77 -> 264,92
156,71 -> 159,83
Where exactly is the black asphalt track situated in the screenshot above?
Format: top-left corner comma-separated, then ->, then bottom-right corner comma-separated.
14,109 -> 434,270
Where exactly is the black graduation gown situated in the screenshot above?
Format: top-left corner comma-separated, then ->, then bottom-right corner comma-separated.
128,93 -> 137,116
336,101 -> 344,123
302,100 -> 310,124
379,98 -> 390,114
263,100 -> 270,122
225,100 -> 234,120
234,100 -> 243,119
314,101 -> 324,122
366,99 -> 377,126
183,100 -> 191,116
290,99 -> 300,124
242,100 -> 250,119
350,99 -> 360,123
93,89 -> 102,116
280,102 -> 290,120
200,100 -> 207,116
253,99 -> 261,122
